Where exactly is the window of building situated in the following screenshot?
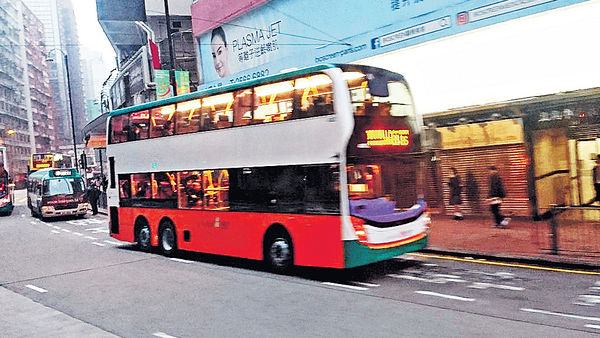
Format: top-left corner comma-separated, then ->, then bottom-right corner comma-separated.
131,173 -> 151,199
175,99 -> 202,134
150,105 -> 176,138
129,110 -> 150,140
203,169 -> 229,210
203,93 -> 233,129
178,171 -> 203,209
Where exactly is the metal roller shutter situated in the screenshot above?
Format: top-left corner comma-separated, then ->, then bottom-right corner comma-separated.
439,144 -> 530,216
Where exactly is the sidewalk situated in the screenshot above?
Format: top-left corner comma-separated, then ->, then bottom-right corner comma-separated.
0,287 -> 117,337
428,213 -> 600,267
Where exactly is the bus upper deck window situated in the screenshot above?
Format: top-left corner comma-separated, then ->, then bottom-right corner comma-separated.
110,114 -> 129,144
149,106 -> 175,138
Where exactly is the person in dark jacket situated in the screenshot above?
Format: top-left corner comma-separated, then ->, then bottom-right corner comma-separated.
86,179 -> 101,215
448,167 -> 463,220
488,166 -> 510,228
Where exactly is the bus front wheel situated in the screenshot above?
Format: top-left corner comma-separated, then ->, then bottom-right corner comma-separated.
264,229 -> 294,273
159,221 -> 177,257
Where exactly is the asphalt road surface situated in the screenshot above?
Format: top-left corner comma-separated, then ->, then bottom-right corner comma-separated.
1,190 -> 599,337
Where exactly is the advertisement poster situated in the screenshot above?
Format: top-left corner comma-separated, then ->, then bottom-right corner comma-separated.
175,70 -> 191,95
194,0 -> 587,89
155,69 -> 173,99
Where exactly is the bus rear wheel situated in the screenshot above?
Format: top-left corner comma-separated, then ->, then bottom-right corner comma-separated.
264,230 -> 294,273
159,221 -> 177,257
136,220 -> 152,252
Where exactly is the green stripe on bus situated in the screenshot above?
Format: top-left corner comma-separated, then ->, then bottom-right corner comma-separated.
343,237 -> 428,268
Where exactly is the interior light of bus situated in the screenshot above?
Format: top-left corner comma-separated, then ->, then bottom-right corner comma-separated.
255,81 -> 294,97
348,184 -> 368,193
342,72 -> 365,81
177,99 -> 201,112
203,93 -> 234,107
295,75 -> 332,90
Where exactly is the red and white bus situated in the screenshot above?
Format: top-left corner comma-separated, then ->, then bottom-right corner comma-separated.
106,64 -> 430,271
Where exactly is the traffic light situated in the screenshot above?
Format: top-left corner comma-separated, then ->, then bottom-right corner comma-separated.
79,153 -> 87,169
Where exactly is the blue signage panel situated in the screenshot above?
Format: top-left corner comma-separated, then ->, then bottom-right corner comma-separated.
197,0 -> 589,89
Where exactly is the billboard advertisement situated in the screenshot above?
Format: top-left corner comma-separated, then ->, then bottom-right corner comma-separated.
195,0 -> 589,89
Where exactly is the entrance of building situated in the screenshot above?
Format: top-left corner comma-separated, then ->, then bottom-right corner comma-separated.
571,139 -> 600,206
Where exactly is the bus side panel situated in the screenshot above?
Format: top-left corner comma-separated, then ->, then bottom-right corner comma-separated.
112,207 -> 345,268
110,208 -> 136,243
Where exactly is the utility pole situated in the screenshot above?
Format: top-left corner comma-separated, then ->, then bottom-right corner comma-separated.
163,0 -> 177,96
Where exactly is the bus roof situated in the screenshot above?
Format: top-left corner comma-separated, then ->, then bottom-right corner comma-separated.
109,64 -> 339,118
28,168 -> 82,180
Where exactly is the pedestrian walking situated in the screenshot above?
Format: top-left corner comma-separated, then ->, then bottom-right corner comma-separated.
86,179 -> 101,215
585,154 -> 600,206
448,167 -> 464,220
487,166 -> 510,228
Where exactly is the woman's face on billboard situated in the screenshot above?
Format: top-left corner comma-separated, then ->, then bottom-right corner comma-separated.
211,33 -> 229,78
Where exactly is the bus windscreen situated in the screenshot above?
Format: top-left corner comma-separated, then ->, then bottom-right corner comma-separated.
43,178 -> 85,196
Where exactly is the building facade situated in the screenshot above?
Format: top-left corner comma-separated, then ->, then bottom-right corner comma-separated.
22,0 -> 87,147
0,0 -> 30,174
189,0 -> 600,216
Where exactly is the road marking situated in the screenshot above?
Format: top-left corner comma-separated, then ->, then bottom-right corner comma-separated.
415,290 -> 474,302
85,236 -> 98,240
104,240 -> 122,245
86,226 -> 109,234
521,308 -> 600,322
409,253 -> 600,276
467,282 -> 524,291
351,281 -> 380,288
586,324 -> 600,329
52,226 -> 61,230
92,242 -> 106,247
21,214 -> 25,217
169,258 -> 193,264
322,282 -> 368,291
153,332 -> 178,338
30,221 -> 37,225
387,274 -> 443,283
51,230 -> 60,234
72,232 -> 83,236
61,229 -> 71,233
25,285 -> 48,293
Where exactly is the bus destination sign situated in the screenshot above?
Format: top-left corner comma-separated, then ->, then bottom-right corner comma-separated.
365,129 -> 410,147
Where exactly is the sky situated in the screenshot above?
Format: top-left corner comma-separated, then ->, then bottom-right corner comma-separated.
71,0 -> 116,72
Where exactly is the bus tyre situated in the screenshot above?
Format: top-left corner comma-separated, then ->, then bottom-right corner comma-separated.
159,221 -> 177,257
136,221 -> 152,252
264,231 -> 294,273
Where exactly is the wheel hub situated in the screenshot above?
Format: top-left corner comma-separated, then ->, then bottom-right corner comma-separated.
270,238 -> 290,266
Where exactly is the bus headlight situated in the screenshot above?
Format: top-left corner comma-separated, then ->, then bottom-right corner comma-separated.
41,206 -> 54,212
79,203 -> 90,209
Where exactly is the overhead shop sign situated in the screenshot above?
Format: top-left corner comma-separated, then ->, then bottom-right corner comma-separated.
436,118 -> 525,149
194,0 -> 587,88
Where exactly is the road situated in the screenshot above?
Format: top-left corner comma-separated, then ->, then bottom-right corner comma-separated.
1,190 -> 599,337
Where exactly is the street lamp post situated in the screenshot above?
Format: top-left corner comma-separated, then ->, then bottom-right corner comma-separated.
48,49 -> 79,171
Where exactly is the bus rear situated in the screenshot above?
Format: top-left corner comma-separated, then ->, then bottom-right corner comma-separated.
340,65 -> 430,268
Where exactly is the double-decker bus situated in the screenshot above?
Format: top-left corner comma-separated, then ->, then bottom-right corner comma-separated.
27,168 -> 89,219
106,64 -> 430,271
29,153 -> 73,174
